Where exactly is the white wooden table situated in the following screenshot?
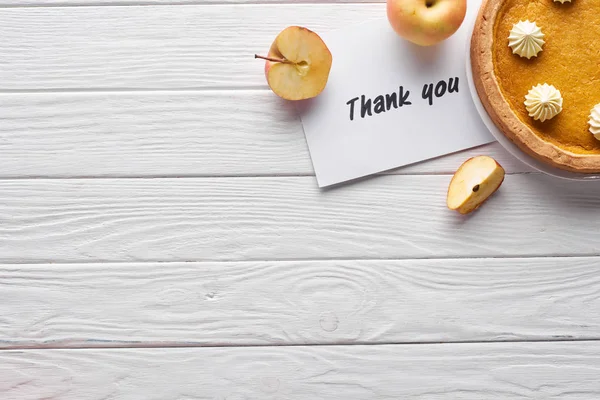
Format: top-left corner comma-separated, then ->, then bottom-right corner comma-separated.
2,0 -> 600,398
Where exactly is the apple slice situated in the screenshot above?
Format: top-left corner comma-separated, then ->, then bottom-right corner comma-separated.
255,26 -> 333,101
447,156 -> 505,214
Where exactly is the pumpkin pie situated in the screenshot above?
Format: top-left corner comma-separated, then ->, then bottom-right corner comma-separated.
470,0 -> 600,173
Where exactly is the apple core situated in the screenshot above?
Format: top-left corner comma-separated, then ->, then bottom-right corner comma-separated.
295,61 -> 310,76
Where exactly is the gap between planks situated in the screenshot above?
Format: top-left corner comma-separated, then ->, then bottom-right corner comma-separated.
0,171 -> 536,180
2,252 -> 600,265
4,338 -> 600,352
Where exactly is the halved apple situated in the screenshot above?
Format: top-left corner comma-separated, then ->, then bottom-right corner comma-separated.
447,156 -> 505,214
255,26 -> 333,101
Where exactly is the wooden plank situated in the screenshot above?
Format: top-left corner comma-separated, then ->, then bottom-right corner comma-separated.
2,257 -> 600,348
1,342 -> 600,399
0,175 -> 599,262
0,92 -> 529,177
0,0 -> 385,5
1,0 -> 387,5
0,4 -> 386,89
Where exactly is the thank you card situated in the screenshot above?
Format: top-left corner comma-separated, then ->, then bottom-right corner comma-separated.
296,0 -> 493,187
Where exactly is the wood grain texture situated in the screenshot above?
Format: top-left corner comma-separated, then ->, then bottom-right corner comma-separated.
1,175 -> 600,262
2,257 -> 600,348
0,4 -> 384,89
1,342 -> 600,399
0,92 -> 530,177
3,3 -> 596,398
0,0 -> 386,5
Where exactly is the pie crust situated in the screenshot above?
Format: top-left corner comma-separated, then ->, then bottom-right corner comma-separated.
470,0 -> 600,173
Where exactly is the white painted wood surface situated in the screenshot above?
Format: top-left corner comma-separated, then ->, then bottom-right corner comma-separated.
0,0 -> 385,4
2,257 -> 600,349
2,342 -> 600,399
1,0 -> 599,397
0,92 -> 531,177
0,5 -> 384,89
2,175 -> 600,263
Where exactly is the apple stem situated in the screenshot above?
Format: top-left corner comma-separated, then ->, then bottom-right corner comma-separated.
254,54 -> 291,63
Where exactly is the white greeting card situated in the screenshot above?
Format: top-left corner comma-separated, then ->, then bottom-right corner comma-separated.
296,0 -> 493,187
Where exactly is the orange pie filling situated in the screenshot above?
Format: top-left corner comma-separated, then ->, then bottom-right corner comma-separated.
492,0 -> 600,155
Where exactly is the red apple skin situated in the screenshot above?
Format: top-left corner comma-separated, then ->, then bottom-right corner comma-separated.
387,0 -> 467,46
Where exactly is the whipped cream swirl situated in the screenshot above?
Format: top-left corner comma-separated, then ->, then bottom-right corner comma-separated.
524,84 -> 563,122
508,20 -> 545,59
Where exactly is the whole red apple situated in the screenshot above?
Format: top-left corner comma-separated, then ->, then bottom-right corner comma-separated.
387,0 -> 467,46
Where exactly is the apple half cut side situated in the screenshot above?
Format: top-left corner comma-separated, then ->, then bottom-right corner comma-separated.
255,26 -> 333,101
447,156 -> 505,214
